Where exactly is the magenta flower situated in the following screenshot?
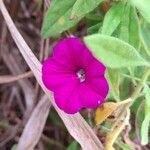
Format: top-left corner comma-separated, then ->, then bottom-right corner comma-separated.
42,37 -> 109,114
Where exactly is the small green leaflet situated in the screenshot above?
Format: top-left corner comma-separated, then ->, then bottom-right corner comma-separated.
117,3 -> 139,87
111,3 -> 140,49
140,22 -> 150,57
131,0 -> 150,23
118,3 -> 140,49
84,34 -> 149,68
106,68 -> 120,101
88,23 -> 101,34
144,85 -> 150,114
101,2 -> 140,49
141,85 -> 150,145
41,0 -> 80,38
128,7 -> 140,49
101,1 -> 124,35
71,0 -> 104,19
141,114 -> 150,145
66,141 -> 79,150
11,144 -> 17,150
118,2 -> 130,42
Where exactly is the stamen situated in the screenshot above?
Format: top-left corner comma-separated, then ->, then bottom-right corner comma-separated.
76,69 -> 86,82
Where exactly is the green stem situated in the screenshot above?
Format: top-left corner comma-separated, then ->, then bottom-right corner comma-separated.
113,68 -> 150,128
121,73 -> 150,84
131,68 -> 150,102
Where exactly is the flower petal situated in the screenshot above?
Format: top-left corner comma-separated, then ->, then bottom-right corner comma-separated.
42,58 -> 76,90
42,58 -> 72,75
52,38 -> 79,71
79,84 -> 104,108
87,77 -> 109,98
54,78 -> 79,110
63,91 -> 82,114
53,37 -> 95,70
42,74 -> 76,91
67,38 -> 95,67
86,59 -> 106,78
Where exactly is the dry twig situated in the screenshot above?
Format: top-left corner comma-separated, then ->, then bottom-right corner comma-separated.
17,95 -> 51,150
0,71 -> 33,84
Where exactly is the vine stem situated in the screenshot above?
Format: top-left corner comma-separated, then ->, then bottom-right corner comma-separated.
112,68 -> 150,132
125,68 -> 150,115
131,68 -> 150,102
108,68 -> 150,150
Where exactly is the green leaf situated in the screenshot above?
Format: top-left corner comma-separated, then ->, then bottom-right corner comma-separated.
67,141 -> 79,150
117,3 -> 139,86
140,22 -> 150,57
141,114 -> 150,145
136,101 -> 145,141
118,2 -> 130,42
11,144 -> 17,150
48,111 -> 64,129
41,0 -> 81,38
71,0 -> 103,19
131,97 -> 142,114
129,7 -> 140,49
88,23 -> 101,34
84,34 -> 149,68
101,1 -> 124,35
106,68 -> 120,101
120,77 -> 132,100
141,85 -> 150,145
131,0 -> 150,23
117,3 -> 140,49
144,85 -> 150,113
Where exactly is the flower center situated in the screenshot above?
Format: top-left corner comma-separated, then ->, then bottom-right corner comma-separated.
76,69 -> 86,83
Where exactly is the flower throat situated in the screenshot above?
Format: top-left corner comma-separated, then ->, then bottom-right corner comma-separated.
76,69 -> 86,83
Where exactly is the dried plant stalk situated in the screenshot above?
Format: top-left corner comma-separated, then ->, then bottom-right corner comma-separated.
1,22 -> 35,115
17,95 -> 51,150
2,48 -> 35,119
0,71 -> 33,84
0,0 -> 103,149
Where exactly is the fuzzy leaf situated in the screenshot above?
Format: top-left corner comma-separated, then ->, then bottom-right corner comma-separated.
141,85 -> 150,145
129,7 -> 140,49
118,4 -> 140,49
11,145 -> 17,150
131,0 -> 150,23
144,85 -> 150,113
140,22 -> 150,57
101,1 -> 124,35
67,141 -> 79,150
88,23 -> 101,34
106,68 -> 120,101
41,0 -> 81,38
84,34 -> 149,68
141,114 -> 150,145
71,0 -> 103,19
118,2 -> 130,42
